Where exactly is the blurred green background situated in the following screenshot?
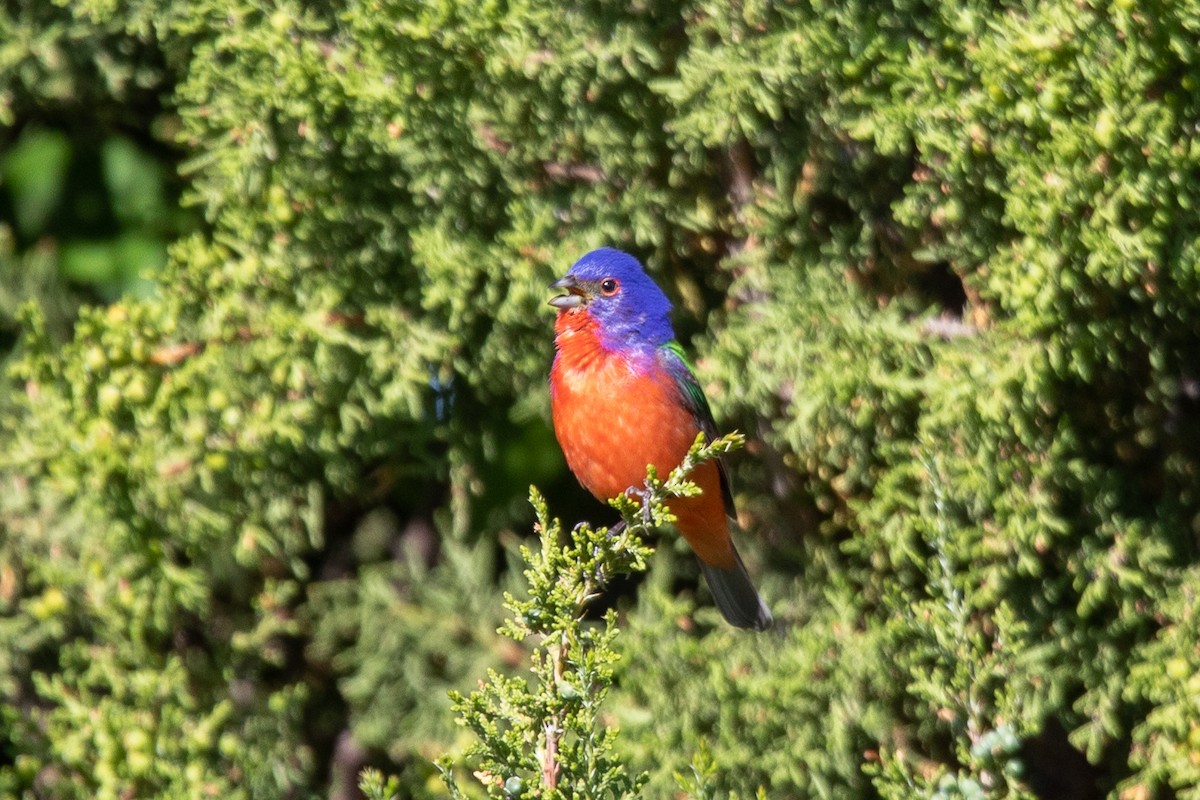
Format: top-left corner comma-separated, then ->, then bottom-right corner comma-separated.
4,1 -> 1200,799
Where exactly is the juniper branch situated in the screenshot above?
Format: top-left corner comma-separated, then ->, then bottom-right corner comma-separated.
438,432 -> 744,799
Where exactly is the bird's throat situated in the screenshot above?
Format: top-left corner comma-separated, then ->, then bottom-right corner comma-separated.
553,308 -> 610,367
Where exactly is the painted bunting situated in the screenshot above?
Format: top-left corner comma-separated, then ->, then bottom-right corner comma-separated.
548,247 -> 772,631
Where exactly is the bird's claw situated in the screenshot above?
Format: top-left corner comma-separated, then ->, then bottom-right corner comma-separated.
623,484 -> 655,528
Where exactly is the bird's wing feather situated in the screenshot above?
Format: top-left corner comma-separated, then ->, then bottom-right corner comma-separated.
659,341 -> 736,519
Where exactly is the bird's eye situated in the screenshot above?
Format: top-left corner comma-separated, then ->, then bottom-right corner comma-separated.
600,278 -> 620,296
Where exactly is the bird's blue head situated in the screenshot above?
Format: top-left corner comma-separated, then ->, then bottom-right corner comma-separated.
549,248 -> 675,351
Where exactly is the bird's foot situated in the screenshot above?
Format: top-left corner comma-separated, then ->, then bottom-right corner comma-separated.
586,521 -> 626,589
623,485 -> 655,528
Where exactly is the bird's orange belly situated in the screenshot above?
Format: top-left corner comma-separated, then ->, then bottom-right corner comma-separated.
552,355 -> 693,496
550,352 -> 735,568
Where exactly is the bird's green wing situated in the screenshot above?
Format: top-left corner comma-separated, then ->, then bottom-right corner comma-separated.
660,340 -> 736,519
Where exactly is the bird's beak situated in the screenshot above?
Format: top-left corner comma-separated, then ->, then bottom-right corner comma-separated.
548,275 -> 586,310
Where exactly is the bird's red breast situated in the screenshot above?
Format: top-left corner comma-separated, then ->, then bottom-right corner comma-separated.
550,309 -> 736,569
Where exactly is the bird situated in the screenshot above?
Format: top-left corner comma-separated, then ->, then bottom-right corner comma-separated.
547,247 -> 772,631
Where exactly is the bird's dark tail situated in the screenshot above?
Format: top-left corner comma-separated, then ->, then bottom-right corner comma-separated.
699,548 -> 772,631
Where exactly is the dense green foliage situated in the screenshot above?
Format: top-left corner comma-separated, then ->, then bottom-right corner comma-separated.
3,1 -> 1200,798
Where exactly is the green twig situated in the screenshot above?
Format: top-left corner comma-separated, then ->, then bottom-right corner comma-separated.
438,433 -> 744,799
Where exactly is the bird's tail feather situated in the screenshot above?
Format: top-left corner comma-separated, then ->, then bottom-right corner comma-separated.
699,549 -> 772,631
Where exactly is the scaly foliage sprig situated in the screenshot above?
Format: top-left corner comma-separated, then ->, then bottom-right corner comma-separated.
437,433 -> 744,800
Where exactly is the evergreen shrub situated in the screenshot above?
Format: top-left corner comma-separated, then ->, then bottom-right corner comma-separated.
2,1 -> 1199,797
